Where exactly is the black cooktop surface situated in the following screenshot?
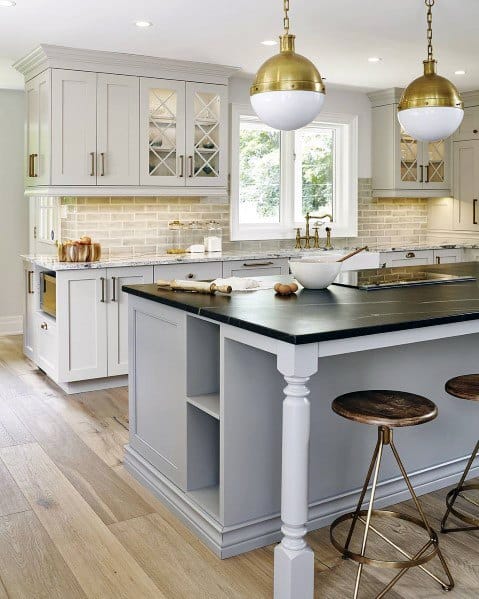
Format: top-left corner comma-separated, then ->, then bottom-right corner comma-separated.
333,268 -> 476,290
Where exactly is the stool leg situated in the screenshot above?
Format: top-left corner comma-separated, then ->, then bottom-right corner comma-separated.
353,428 -> 386,599
343,432 -> 382,556
389,438 -> 455,592
441,438 -> 479,533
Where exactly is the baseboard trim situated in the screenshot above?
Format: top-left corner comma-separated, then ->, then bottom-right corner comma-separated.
0,315 -> 23,336
56,375 -> 128,394
125,444 -> 479,559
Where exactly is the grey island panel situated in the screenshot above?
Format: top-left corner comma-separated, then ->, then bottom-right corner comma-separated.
123,262 -> 479,345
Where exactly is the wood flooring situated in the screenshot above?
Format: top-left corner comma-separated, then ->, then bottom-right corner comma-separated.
0,335 -> 478,598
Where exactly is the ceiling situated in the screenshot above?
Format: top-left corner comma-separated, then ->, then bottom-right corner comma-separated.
1,0 -> 478,93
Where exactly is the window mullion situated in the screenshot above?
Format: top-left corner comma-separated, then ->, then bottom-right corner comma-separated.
280,131 -> 295,231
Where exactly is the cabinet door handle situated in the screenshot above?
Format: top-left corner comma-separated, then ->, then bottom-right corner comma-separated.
27,270 -> 34,294
419,165 -> 424,183
474,199 -> 478,225
111,276 -> 117,301
40,322 -> 48,330
436,256 -> 441,264
100,152 -> 105,176
243,261 -> 274,267
425,164 -> 429,183
406,252 -> 416,259
178,155 -> 184,177
90,152 -> 96,177
100,277 -> 106,302
32,153 -> 38,177
188,155 -> 193,177
28,154 -> 33,177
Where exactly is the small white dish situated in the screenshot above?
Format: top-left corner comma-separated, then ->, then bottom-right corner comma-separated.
289,257 -> 342,289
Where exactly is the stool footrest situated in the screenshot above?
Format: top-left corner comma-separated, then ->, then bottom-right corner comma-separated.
442,483 -> 479,532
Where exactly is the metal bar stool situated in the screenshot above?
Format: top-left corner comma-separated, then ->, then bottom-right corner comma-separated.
442,374 -> 479,534
330,390 -> 454,599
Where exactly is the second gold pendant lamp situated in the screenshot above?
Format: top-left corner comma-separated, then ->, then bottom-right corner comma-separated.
250,0 -> 325,131
398,0 -> 463,142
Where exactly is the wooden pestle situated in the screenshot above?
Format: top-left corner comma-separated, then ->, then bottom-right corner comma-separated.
337,246 -> 368,263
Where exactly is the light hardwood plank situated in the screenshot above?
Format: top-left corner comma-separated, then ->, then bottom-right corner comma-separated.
0,510 -> 87,599
0,442 -> 165,599
0,401 -> 34,448
0,459 -> 29,517
0,384 -> 153,525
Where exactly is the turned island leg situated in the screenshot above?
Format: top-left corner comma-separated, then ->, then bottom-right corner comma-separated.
275,344 -> 318,599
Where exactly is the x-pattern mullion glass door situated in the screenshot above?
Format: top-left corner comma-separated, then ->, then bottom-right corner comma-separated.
140,78 -> 186,186
185,82 -> 227,187
423,138 -> 449,189
398,129 -> 421,188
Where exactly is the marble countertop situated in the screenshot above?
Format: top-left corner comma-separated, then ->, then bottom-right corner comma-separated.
123,262 -> 479,345
22,243 -> 478,270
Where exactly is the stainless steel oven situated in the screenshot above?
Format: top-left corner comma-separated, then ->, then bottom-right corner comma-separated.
39,271 -> 56,318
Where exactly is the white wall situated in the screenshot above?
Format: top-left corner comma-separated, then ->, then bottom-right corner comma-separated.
229,76 -> 372,178
0,90 -> 27,334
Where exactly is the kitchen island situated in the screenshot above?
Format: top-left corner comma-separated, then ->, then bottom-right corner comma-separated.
123,262 -> 479,599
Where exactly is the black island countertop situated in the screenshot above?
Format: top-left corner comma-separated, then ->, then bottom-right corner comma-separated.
123,262 -> 479,345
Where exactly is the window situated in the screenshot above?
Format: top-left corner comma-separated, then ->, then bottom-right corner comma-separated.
231,104 -> 358,240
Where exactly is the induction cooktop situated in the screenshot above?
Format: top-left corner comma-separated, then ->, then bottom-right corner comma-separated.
333,268 -> 476,290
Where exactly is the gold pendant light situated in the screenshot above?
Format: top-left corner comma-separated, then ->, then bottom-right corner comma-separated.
398,0 -> 463,142
250,0 -> 325,131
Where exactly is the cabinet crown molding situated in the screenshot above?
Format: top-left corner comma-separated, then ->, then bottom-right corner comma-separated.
368,88 -> 404,108
461,90 -> 479,108
14,44 -> 241,84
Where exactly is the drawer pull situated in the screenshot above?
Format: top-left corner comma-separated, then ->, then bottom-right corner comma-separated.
406,252 -> 416,259
40,322 -> 48,330
187,273 -> 195,279
242,261 -> 274,267
474,129 -> 478,134
27,270 -> 34,294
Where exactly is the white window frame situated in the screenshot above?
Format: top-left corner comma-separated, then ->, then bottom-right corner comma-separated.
230,103 -> 358,241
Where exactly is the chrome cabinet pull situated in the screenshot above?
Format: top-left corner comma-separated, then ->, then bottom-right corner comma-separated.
27,270 -> 34,294
419,165 -> 424,183
111,276 -> 117,301
100,152 -> 105,176
243,261 -> 274,267
90,152 -> 96,177
40,322 -> 48,330
100,277 -> 106,302
188,155 -> 193,177
474,199 -> 478,225
178,155 -> 184,177
406,252 -> 416,259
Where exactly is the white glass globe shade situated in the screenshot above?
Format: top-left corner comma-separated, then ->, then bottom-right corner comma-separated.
397,106 -> 464,142
250,90 -> 325,131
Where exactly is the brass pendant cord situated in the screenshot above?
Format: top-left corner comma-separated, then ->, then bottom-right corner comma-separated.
283,0 -> 290,34
426,0 -> 434,61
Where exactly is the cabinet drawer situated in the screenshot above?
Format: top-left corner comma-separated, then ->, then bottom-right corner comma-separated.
380,250 -> 433,267
222,258 -> 290,278
35,313 -> 58,378
154,262 -> 222,282
433,249 -> 464,264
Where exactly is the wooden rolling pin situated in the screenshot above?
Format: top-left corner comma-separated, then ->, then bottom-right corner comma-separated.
157,279 -> 232,295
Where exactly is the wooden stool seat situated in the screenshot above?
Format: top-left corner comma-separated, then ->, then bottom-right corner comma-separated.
445,374 -> 479,401
332,390 -> 438,428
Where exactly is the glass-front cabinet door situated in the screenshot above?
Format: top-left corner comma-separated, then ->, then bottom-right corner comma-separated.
398,130 -> 421,188
140,78 -> 186,186
185,82 -> 228,187
423,138 -> 450,189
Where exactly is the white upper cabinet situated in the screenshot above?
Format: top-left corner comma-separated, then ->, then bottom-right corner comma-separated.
51,69 -> 97,186
25,70 -> 51,186
185,82 -> 228,188
140,79 -> 228,188
368,89 -> 451,197
15,45 -> 238,194
140,78 -> 186,186
453,139 -> 479,232
97,74 -> 140,185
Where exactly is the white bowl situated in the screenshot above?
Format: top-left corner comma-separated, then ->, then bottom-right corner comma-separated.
289,257 -> 342,289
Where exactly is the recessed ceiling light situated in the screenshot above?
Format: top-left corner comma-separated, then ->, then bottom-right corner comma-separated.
0,1 -> 16,7
135,20 -> 153,28
455,70 -> 466,75
368,57 -> 382,63
261,40 -> 278,46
